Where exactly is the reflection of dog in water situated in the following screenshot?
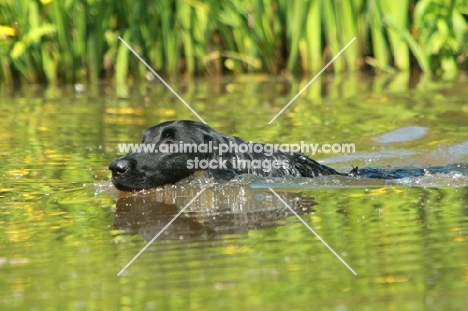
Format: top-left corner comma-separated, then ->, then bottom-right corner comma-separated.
113,187 -> 317,241
109,120 -> 344,191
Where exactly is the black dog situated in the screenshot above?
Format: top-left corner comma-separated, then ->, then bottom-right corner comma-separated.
109,120 -> 349,191
110,120 -> 467,191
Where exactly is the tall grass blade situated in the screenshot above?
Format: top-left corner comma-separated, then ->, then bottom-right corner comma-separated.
322,0 -> 344,71
381,0 -> 410,70
368,0 -> 390,70
306,0 -> 322,72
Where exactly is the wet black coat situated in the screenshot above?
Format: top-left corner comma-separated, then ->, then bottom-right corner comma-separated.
109,120 -> 343,191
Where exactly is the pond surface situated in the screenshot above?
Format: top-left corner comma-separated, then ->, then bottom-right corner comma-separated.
1,73 -> 468,310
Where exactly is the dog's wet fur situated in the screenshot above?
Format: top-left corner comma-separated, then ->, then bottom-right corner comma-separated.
109,120 -> 352,191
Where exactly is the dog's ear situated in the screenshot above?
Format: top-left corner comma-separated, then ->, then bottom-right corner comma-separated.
210,169 -> 237,181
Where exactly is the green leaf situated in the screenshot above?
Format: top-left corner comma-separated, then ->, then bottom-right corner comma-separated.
10,42 -> 26,59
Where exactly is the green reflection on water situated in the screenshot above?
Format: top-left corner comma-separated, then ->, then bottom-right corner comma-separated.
1,74 -> 468,310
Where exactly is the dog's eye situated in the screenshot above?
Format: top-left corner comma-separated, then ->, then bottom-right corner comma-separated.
161,129 -> 175,139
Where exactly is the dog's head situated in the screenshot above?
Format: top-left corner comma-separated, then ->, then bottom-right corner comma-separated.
109,120 -> 219,191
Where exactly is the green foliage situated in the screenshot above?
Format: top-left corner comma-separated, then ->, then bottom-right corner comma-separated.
414,0 -> 468,79
0,0 -> 467,83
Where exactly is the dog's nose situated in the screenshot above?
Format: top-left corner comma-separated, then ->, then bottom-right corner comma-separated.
109,159 -> 130,176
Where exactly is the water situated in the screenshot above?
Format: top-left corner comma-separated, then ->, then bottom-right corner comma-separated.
1,74 -> 468,310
